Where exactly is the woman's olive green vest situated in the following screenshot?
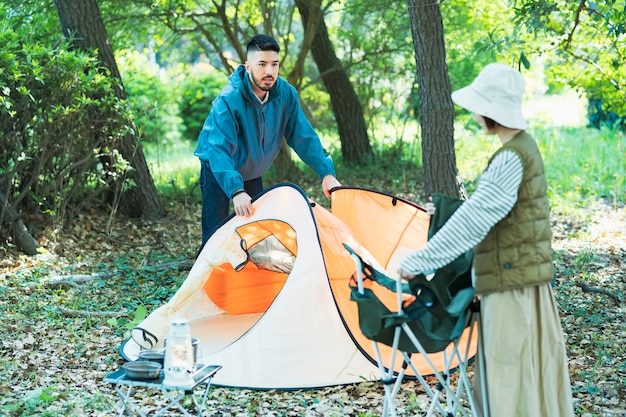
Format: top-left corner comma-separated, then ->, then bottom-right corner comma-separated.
473,131 -> 554,295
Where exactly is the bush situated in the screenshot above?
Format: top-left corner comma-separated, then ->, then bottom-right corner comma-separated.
117,50 -> 184,145
588,97 -> 625,131
0,26 -> 132,228
176,64 -> 227,141
117,56 -> 227,144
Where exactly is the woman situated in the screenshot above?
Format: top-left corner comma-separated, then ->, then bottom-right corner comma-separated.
399,63 -> 574,416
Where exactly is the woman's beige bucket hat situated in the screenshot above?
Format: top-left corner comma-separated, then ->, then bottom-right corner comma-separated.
451,63 -> 528,129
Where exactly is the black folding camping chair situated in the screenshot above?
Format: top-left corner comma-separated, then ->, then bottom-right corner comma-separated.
345,194 -> 488,417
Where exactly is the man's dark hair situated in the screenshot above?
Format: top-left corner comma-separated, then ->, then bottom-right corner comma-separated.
246,35 -> 280,55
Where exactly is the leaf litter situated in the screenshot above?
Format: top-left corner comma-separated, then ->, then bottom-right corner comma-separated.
0,199 -> 624,416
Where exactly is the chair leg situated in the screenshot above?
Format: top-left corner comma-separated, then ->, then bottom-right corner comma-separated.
374,329 -> 404,417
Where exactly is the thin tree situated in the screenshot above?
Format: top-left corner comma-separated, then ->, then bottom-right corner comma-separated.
295,0 -> 373,165
53,0 -> 164,219
407,0 -> 460,198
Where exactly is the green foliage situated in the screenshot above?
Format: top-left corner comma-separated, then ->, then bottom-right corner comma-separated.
454,124 -> 502,192
0,0 -> 60,44
336,0 -> 415,132
0,19 -> 133,225
587,97 -> 625,131
335,0 -> 512,138
454,122 -> 626,211
540,126 -> 625,211
2,0 -> 625,232
146,108 -> 625,215
175,64 -> 228,141
117,50 -> 184,145
143,141 -> 201,202
443,0 -> 513,90
510,0 -> 626,128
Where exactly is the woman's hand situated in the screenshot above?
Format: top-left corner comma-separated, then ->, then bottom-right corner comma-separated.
425,196 -> 436,216
397,267 -> 416,280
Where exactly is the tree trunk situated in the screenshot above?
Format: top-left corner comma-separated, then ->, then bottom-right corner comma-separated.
273,141 -> 300,180
0,191 -> 40,256
407,0 -> 460,199
53,0 -> 164,219
295,0 -> 373,165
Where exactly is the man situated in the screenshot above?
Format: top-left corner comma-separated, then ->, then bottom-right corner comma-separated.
194,34 -> 341,248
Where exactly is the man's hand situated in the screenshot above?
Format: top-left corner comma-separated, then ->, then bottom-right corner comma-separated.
233,192 -> 254,217
322,175 -> 342,198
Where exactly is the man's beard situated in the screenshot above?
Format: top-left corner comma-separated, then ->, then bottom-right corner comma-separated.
251,72 -> 275,92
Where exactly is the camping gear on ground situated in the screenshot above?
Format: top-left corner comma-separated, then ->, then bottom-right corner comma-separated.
137,349 -> 165,365
163,319 -> 195,388
348,250 -> 484,417
330,187 -> 479,370
339,191 -> 486,417
105,364 -> 221,416
119,184 -> 478,390
122,361 -> 162,381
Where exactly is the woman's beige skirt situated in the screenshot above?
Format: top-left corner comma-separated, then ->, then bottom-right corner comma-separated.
477,284 -> 575,417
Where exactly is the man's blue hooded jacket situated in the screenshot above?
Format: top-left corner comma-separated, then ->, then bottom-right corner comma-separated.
194,65 -> 335,198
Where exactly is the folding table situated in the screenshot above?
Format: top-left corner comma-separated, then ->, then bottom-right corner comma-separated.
104,363 -> 222,416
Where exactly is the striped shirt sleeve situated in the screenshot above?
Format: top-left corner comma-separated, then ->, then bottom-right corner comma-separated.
399,150 -> 524,275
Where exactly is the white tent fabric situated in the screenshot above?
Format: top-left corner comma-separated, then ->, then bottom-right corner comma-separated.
122,184 -> 382,389
121,183 -> 476,389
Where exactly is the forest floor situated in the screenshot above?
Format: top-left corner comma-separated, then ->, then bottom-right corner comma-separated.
0,187 -> 624,416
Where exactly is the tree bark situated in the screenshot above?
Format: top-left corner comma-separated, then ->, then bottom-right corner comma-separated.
53,0 -> 165,219
295,0 -> 373,165
0,191 -> 40,256
407,0 -> 460,199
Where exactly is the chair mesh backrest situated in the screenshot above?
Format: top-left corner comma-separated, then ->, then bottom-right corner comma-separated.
348,193 -> 475,353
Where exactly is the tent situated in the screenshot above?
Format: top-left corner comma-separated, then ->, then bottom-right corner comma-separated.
120,183 -> 476,389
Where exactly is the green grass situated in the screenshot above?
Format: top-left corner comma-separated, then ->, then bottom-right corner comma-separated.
454,124 -> 625,211
144,140 -> 201,203
144,119 -> 625,215
540,127 -> 624,211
